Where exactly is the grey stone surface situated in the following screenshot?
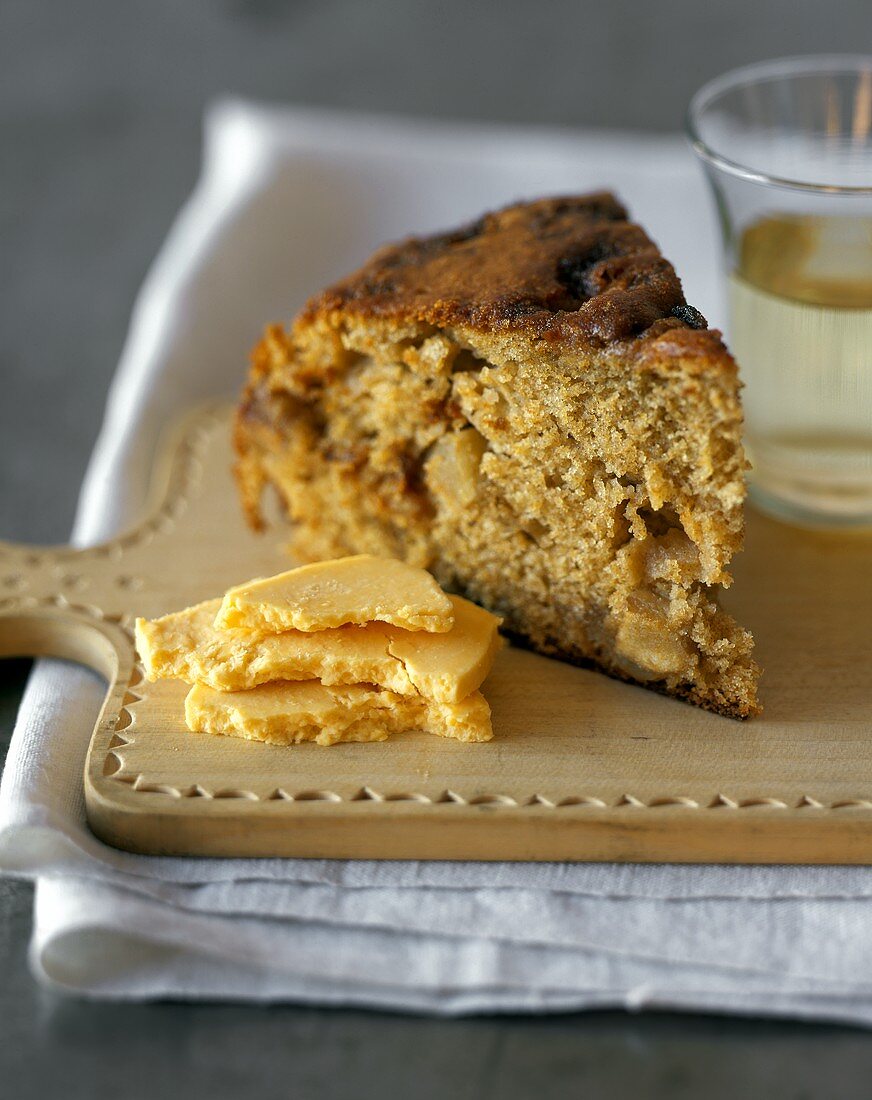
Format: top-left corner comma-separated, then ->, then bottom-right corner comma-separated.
3,1 -> 872,1094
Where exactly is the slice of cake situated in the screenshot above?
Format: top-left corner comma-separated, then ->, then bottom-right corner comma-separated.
234,194 -> 760,718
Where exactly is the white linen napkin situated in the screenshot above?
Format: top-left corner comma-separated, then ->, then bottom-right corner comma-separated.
3,100 -> 872,1021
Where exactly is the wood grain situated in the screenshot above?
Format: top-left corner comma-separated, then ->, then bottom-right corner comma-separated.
1,406 -> 870,862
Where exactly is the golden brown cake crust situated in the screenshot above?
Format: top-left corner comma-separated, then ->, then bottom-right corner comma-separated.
305,193 -> 708,349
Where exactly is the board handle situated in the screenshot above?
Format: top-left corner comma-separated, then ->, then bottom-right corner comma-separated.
0,594 -> 131,675
0,528 -> 151,757
0,568 -> 137,772
0,406 -> 250,805
0,404 -> 234,743
0,534 -> 155,619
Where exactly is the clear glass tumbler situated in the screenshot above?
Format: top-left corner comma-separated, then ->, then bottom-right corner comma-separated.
687,56 -> 872,527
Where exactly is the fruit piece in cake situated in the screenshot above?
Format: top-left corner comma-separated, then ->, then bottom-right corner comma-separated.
234,194 -> 760,719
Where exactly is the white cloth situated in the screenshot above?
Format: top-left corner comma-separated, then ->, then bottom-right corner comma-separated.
2,100 -> 870,1021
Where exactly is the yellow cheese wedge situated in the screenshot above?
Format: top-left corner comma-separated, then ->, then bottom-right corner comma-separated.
184,681 -> 493,746
135,594 -> 501,704
215,555 -> 454,634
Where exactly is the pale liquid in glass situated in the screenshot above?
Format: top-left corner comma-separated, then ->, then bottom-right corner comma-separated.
728,214 -> 872,523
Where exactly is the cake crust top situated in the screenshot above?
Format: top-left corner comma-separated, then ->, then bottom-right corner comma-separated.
304,193 -> 710,348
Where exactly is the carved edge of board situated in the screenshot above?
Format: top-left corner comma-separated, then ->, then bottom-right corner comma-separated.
88,678 -> 872,860
101,678 -> 872,815
105,647 -> 872,814
89,658 -> 872,862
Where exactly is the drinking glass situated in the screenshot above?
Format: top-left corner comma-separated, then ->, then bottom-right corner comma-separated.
687,56 -> 872,527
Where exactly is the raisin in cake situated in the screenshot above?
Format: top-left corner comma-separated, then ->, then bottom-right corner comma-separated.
235,194 -> 760,718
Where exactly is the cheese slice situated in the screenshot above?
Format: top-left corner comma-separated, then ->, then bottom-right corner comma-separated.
384,596 -> 502,703
135,594 -> 501,704
215,555 -> 454,634
184,681 -> 493,746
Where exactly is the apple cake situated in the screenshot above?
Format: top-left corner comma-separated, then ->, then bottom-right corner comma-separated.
234,194 -> 760,718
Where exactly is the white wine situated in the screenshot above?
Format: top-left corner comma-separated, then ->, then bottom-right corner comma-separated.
729,214 -> 872,522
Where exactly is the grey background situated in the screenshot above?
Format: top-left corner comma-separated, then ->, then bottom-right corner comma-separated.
3,1 -> 872,1095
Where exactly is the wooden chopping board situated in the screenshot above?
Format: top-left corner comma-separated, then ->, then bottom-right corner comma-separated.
1,405 -> 870,862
